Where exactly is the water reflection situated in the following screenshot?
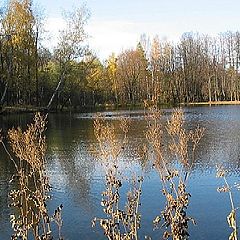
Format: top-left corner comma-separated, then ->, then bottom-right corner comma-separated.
184,106 -> 240,174
46,115 -> 97,209
0,106 -> 240,239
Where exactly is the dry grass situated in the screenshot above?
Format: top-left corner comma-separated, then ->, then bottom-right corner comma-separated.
1,108 -> 238,240
0,113 -> 63,240
92,116 -> 143,240
145,98 -> 204,240
216,166 -> 239,240
92,101 -> 204,240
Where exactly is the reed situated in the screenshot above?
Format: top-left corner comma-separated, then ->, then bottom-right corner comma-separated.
92,116 -> 143,240
145,98 -> 204,240
0,113 -> 63,240
2,109 -> 238,240
217,166 -> 239,240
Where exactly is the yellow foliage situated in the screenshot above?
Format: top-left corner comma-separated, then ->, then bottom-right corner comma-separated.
3,0 -> 35,47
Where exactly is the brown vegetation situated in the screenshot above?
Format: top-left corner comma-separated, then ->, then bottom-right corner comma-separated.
145,97 -> 204,239
92,116 -> 143,240
217,166 -> 239,240
1,109 -> 239,240
0,113 -> 63,240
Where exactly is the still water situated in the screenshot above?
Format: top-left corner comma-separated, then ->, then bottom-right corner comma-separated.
0,105 -> 240,240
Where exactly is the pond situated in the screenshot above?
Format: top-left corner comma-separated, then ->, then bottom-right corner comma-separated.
0,105 -> 240,240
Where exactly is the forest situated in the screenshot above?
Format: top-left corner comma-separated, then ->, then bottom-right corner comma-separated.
1,0 -> 240,111
1,1 -> 240,240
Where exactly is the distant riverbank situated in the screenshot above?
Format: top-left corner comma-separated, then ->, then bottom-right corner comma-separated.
0,104 -> 141,115
2,101 -> 240,115
0,105 -> 41,114
0,102 -> 177,115
182,100 -> 240,106
0,104 -> 131,115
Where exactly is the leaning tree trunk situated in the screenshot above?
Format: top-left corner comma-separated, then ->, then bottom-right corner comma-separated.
0,81 -> 8,105
46,67 -> 66,110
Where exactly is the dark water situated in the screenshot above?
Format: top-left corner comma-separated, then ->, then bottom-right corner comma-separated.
0,105 -> 240,240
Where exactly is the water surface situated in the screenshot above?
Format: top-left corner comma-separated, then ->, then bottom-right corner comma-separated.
0,105 -> 240,239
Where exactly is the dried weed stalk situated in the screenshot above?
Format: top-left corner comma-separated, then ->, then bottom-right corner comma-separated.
217,166 -> 239,240
0,113 -> 63,240
92,116 -> 143,240
145,99 -> 204,240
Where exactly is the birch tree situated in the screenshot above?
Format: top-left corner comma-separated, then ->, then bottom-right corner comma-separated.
46,5 -> 90,110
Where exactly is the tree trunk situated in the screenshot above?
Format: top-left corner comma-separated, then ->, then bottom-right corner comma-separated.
208,77 -> 212,102
60,95 -> 71,111
0,81 -> 8,105
46,68 -> 65,110
35,29 -> 39,106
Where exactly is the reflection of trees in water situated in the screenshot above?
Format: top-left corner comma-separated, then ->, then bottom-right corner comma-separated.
110,108 -> 240,175
183,108 -> 240,175
0,113 -> 42,229
0,147 -> 17,238
46,114 -> 97,211
1,108 -> 240,238
82,110 -> 240,175
0,114 -> 34,133
48,147 -> 97,210
0,113 -> 98,238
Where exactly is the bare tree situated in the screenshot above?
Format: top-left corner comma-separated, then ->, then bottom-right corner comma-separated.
46,5 -> 90,110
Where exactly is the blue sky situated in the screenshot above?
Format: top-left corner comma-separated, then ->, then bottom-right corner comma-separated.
35,0 -> 240,59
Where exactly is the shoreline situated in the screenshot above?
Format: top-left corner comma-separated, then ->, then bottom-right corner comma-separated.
181,100 -> 240,106
1,101 -> 240,115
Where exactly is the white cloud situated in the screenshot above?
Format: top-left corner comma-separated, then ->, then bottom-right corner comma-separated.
42,17 -> 66,50
86,20 -> 140,59
42,17 -> 142,58
41,17 -> 184,59
86,19 -> 183,59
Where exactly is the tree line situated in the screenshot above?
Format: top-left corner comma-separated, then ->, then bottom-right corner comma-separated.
1,0 -> 240,111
